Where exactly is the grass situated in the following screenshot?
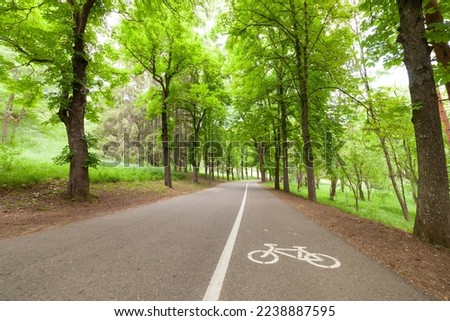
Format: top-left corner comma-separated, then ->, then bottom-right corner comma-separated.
1,160 -> 68,186
1,119 -> 190,187
0,158 -> 186,187
265,181 -> 416,233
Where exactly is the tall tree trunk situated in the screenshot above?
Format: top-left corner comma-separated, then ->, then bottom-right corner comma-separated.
329,177 -> 337,201
354,164 -> 365,201
339,157 -> 359,211
297,168 -> 303,190
437,89 -> 450,145
397,0 -> 450,247
279,82 -> 290,193
226,143 -> 232,181
381,138 -> 410,221
193,165 -> 199,183
58,0 -> 96,201
161,96 -> 172,188
190,129 -> 200,184
380,138 -> 409,221
273,123 -> 281,190
424,0 -> 450,100
424,1 -> 450,145
403,139 -> 418,204
289,0 -> 316,201
274,144 -> 280,190
256,141 -> 267,182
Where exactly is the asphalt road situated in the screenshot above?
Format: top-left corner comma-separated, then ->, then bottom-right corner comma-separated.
0,182 -> 432,300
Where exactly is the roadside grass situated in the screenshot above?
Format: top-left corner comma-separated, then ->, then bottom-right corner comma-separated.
1,160 -> 68,186
264,181 -> 416,233
1,158 -> 187,187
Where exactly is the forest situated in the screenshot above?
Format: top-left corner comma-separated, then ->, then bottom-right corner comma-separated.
1,0 -> 449,248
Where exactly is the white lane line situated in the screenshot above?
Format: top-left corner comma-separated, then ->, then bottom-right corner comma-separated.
203,182 -> 249,301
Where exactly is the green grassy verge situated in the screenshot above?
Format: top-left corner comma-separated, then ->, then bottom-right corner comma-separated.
0,159 -> 186,187
264,181 -> 416,233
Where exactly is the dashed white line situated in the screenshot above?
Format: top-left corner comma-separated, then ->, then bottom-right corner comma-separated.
203,182 -> 249,301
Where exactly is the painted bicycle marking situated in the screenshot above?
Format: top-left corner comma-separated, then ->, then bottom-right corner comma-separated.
248,243 -> 341,269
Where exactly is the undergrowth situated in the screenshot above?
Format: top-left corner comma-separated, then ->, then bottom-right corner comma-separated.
264,181 -> 415,233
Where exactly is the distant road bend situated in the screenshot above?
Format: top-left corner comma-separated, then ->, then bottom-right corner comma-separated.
0,182 -> 431,300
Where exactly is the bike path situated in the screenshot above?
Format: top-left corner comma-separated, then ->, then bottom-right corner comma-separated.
0,181 -> 432,300
218,183 -> 431,300
0,183 -> 245,300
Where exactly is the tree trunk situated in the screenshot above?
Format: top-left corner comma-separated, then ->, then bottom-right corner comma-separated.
161,97 -> 172,188
190,131 -> 200,184
329,177 -> 337,201
255,141 -> 266,182
240,158 -> 244,181
397,0 -> 450,247
193,165 -> 199,184
297,168 -> 303,190
58,0 -> 96,201
403,139 -> 418,204
273,124 -> 281,190
354,164 -> 365,201
424,0 -> 450,101
381,137 -> 410,221
389,138 -> 411,220
289,0 -> 316,201
437,89 -> 450,145
424,0 -> 450,145
340,159 -> 359,211
279,82 -> 290,193
274,143 -> 281,190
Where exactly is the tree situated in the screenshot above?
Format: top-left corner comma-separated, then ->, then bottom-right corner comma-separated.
1,0 -> 110,201
117,0 -> 202,188
227,0 -> 354,201
225,20 -> 295,190
396,0 -> 450,246
424,0 -> 450,99
424,0 -> 450,145
352,13 -> 413,220
174,60 -> 225,183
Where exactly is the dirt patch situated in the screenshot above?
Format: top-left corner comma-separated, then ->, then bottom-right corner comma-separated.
269,188 -> 450,301
0,178 -> 221,241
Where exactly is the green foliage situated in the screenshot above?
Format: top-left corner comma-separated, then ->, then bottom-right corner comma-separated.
359,0 -> 402,67
84,133 -> 102,168
52,145 -> 74,166
52,133 -> 102,168
266,181 -> 415,232
0,143 -> 20,171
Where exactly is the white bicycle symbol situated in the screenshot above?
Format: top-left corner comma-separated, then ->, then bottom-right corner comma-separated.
248,243 -> 341,269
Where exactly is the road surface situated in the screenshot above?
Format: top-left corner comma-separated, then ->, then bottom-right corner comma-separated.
0,182 -> 432,300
